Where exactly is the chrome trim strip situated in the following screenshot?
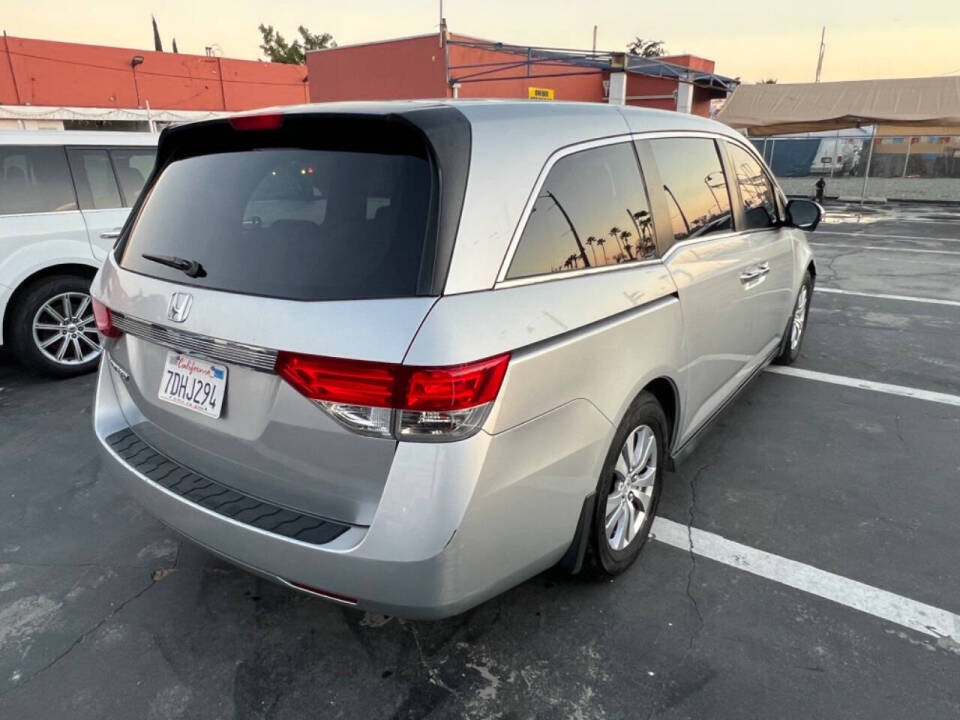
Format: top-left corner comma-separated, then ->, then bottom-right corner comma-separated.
496,257 -> 662,289
111,312 -> 278,372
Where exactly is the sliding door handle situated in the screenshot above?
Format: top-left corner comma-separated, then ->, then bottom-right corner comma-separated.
739,262 -> 770,283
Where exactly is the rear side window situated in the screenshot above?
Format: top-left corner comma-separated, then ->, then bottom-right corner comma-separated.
0,146 -> 77,215
68,148 -> 123,210
119,145 -> 433,301
648,138 -> 732,242
110,147 -> 156,206
506,142 -> 655,280
727,143 -> 779,230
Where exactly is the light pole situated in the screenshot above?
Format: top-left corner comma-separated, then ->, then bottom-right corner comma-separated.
130,55 -> 144,108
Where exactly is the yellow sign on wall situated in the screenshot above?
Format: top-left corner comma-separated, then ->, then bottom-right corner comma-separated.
528,87 -> 555,101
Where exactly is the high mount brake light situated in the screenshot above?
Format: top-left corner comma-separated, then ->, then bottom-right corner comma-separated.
91,298 -> 122,338
275,352 -> 511,441
228,113 -> 284,131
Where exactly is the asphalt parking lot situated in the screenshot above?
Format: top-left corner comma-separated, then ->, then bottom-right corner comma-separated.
1,201 -> 959,719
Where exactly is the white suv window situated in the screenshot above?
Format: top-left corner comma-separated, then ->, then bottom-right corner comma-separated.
0,146 -> 77,215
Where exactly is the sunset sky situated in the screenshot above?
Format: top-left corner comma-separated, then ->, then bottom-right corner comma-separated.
4,0 -> 957,84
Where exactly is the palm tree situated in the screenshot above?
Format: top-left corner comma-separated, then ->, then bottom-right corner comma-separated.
634,210 -> 654,255
609,226 -> 624,256
585,236 -> 598,265
546,191 -> 590,268
596,236 -> 608,263
619,230 -> 634,259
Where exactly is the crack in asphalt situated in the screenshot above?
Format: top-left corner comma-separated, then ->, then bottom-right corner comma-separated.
684,463 -> 709,650
401,620 -> 460,701
643,462 -> 711,720
0,574 -> 159,697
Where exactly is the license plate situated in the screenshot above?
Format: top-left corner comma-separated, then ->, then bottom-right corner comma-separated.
158,352 -> 227,418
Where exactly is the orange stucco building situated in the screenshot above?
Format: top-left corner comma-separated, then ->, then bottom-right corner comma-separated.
0,33 -> 308,129
306,33 -> 734,117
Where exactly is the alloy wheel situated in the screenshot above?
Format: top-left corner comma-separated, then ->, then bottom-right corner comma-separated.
32,292 -> 102,366
605,424 -> 658,551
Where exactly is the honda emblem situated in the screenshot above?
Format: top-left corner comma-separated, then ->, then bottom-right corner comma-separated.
167,292 -> 193,323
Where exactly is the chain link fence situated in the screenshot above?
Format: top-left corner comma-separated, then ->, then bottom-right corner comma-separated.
752,134 -> 960,203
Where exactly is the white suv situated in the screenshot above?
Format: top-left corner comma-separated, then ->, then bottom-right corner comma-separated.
0,131 -> 157,377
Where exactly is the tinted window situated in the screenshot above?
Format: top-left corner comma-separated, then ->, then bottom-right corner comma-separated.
648,138 -> 732,242
68,148 -> 122,210
120,147 -> 433,300
110,148 -> 156,206
0,146 -> 77,215
506,143 -> 655,280
727,143 -> 779,230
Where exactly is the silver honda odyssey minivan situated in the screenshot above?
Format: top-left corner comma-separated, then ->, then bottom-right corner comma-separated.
92,101 -> 820,618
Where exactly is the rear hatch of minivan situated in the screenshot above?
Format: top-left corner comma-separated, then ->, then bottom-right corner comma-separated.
94,108 -> 470,526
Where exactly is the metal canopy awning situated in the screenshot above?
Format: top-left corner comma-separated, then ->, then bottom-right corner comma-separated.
717,76 -> 960,136
446,39 -> 739,93
624,56 -> 737,92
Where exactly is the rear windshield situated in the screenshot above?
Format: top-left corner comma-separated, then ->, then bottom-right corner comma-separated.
119,137 -> 434,300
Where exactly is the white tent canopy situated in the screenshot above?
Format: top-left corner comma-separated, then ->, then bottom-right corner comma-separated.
717,76 -> 960,136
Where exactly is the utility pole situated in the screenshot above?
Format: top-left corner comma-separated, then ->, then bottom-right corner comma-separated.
815,26 -> 826,82
592,25 -> 597,54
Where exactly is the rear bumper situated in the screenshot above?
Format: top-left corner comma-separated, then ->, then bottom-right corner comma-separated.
94,359 -> 611,619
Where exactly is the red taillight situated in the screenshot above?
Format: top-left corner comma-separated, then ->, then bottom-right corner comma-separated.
275,352 -> 510,412
404,355 -> 510,411
275,354 -> 397,408
91,298 -> 122,338
274,352 -> 511,440
228,113 -> 284,131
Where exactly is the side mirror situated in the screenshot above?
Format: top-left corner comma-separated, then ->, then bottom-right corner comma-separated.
785,199 -> 824,232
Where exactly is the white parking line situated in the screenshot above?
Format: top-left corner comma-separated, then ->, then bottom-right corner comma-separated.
817,287 -> 960,308
764,366 -> 960,407
819,230 -> 960,243
810,242 -> 960,256
652,518 -> 960,644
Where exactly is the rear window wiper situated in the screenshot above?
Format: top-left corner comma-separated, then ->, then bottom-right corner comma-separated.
141,253 -> 207,279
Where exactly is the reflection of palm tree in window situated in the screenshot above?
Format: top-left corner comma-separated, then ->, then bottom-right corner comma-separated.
585,236 -> 598,265
596,236 -> 608,263
663,185 -> 690,239
544,190 -> 590,269
619,230 -> 634,259
630,209 -> 654,256
609,226 -> 624,256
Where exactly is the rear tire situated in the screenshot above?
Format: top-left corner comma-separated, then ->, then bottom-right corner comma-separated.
587,391 -> 667,576
774,271 -> 813,366
8,275 -> 102,378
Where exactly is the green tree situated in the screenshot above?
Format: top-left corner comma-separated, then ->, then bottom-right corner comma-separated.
258,24 -> 336,64
627,38 -> 666,58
